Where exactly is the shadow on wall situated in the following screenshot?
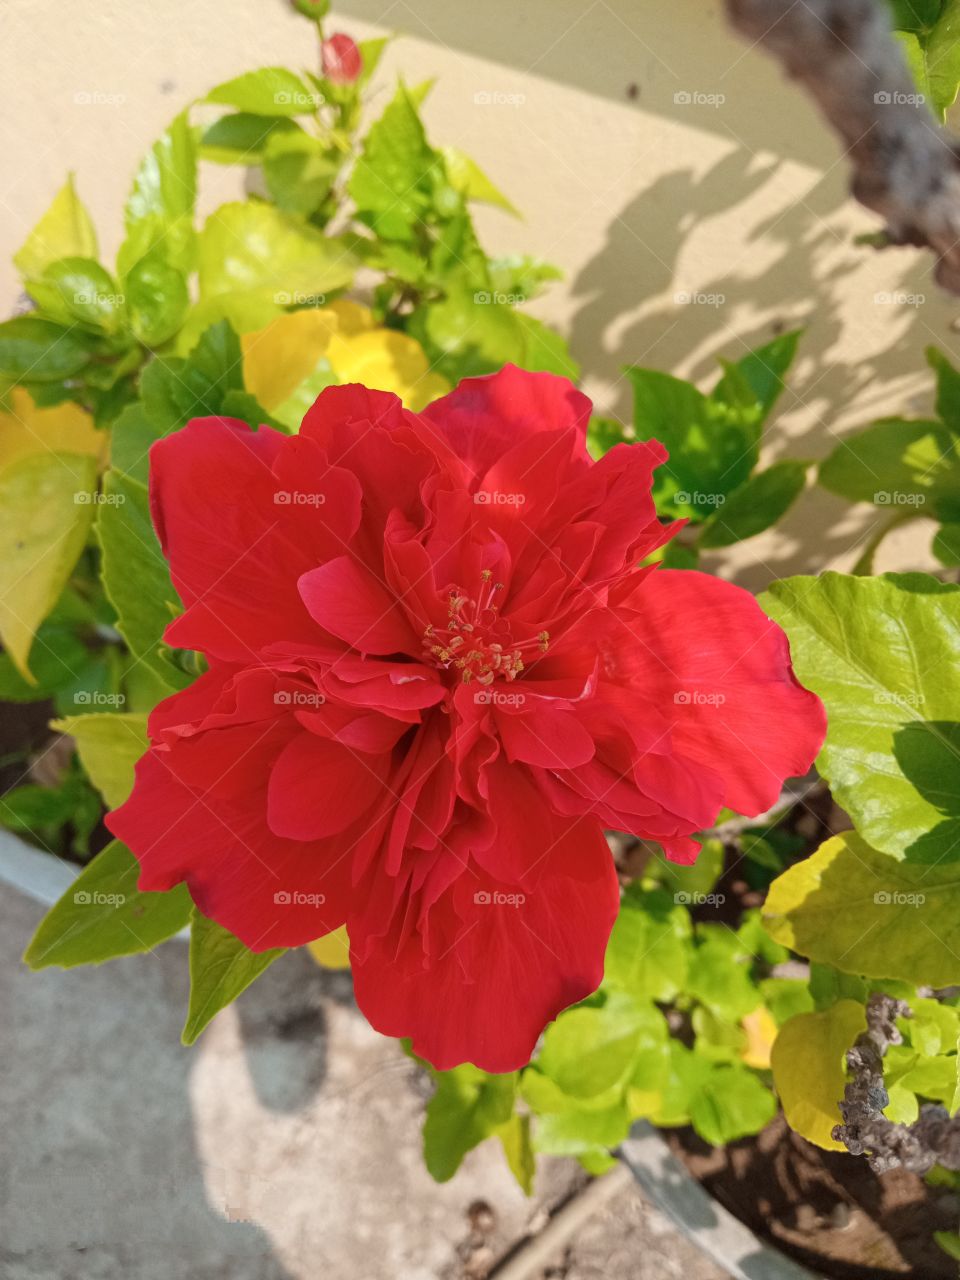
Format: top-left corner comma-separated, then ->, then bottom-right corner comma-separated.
563,146 -> 960,586
333,0 -> 960,585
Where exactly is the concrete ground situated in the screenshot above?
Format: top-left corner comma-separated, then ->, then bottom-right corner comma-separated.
1,884 -> 726,1280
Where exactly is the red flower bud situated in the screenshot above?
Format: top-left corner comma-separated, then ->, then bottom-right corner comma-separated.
321,33 -> 362,85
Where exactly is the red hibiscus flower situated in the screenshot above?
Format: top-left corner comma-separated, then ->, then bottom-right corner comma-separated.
107,365 -> 825,1072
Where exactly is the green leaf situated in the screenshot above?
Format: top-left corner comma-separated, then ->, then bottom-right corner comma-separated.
699,460 -> 807,547
688,1062 -> 777,1146
14,175 -> 98,279
96,469 -> 189,692
39,257 -> 123,332
687,926 -> 763,1020
207,67 -> 320,116
262,133 -> 339,216
0,619 -> 89,701
588,416 -> 627,459
934,1231 -> 960,1263
626,368 -> 758,521
889,0 -> 943,34
109,401 -> 161,485
183,910 -> 285,1044
538,993 -> 666,1099
23,840 -> 192,968
0,452 -> 96,680
440,147 -> 520,216
124,250 -> 190,346
714,329 -> 801,422
200,112 -> 304,164
350,83 -> 442,240
808,964 -> 869,1012
197,201 -> 355,309
140,319 -> 245,434
514,313 -> 579,380
760,572 -> 960,863
770,1000 -> 866,1149
819,418 -> 960,521
925,0 -> 960,119
117,111 -> 197,277
764,830 -> 960,987
423,1065 -> 517,1182
604,885 -> 691,1002
489,255 -> 563,301
0,317 -> 92,382
496,1113 -> 535,1195
50,712 -> 147,808
933,522 -> 960,566
530,1098 -> 631,1157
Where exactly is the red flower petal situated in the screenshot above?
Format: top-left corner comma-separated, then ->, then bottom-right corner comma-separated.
421,364 -> 592,480
298,555 -> 421,656
350,822 -> 619,1072
267,731 -> 391,840
617,569 -> 826,817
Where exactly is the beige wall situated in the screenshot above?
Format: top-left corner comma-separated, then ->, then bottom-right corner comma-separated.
2,0 -> 952,586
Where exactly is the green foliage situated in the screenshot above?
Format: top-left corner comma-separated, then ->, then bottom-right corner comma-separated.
587,331 -> 806,548
892,0 -> 960,119
23,840 -> 192,968
820,349 -> 960,566
96,468 -> 191,694
761,572 -> 960,863
423,1065 -> 522,1183
765,831 -> 960,987
182,911 -> 285,1044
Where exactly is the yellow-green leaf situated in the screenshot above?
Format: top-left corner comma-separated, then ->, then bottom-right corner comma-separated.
770,999 -> 866,1150
14,175 -> 98,280
0,452 -> 97,680
764,831 -> 960,987
305,925 -> 351,970
440,146 -> 520,217
0,386 -> 104,475
51,712 -> 147,808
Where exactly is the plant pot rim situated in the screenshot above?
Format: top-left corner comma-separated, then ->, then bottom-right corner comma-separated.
621,1121 -> 822,1280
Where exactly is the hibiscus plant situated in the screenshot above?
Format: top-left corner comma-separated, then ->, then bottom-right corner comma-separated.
5,0 -> 960,1224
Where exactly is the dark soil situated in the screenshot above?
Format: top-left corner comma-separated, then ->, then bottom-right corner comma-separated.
670,1114 -> 960,1278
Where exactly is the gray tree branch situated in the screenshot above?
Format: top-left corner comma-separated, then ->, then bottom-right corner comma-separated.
833,992 -> 960,1173
725,0 -> 960,292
